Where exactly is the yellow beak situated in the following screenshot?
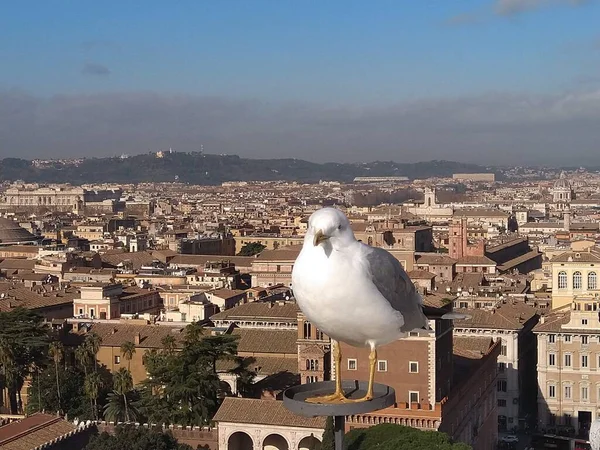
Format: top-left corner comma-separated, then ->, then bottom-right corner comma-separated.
313,229 -> 328,246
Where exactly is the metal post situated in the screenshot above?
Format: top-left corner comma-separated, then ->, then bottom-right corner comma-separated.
334,415 -> 345,450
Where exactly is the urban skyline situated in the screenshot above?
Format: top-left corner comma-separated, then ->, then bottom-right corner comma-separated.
1,1 -> 600,165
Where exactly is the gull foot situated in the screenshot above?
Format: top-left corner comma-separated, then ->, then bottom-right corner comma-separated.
305,392 -> 350,404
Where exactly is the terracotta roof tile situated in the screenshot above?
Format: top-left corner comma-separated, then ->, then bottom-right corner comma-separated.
213,398 -> 325,428
70,322 -> 186,349
454,302 -> 539,330
255,246 -> 302,261
0,413 -> 77,450
211,301 -> 300,321
233,328 -> 298,354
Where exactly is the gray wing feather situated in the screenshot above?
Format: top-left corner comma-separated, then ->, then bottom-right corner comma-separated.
365,247 -> 428,332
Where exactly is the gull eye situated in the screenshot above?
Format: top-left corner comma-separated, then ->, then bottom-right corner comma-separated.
337,225 -> 342,230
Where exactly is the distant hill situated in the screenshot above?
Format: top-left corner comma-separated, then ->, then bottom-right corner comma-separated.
0,152 -> 497,185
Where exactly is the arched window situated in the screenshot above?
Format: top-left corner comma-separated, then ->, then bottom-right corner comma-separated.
574,272 -> 583,290
306,376 -> 310,384
558,271 -> 567,290
315,360 -> 319,371
589,272 -> 597,290
306,359 -> 310,370
310,360 -> 315,371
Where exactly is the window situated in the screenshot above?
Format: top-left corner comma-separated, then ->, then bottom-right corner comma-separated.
589,272 -> 598,290
89,308 -> 95,318
548,385 -> 556,398
582,319 -> 589,326
78,308 -> 83,315
582,335 -> 589,344
558,271 -> 567,289
564,385 -> 572,399
409,331 -> 419,337
409,391 -> 419,404
114,356 -> 120,364
574,272 -> 583,290
582,355 -> 589,368
306,359 -> 310,370
548,353 -> 556,366
498,362 -> 506,372
565,354 -> 572,367
501,345 -> 507,356
497,380 -> 507,392
409,361 -> 419,373
348,359 -> 357,371
582,386 -> 589,401
378,360 -> 388,372
498,399 -> 507,407
565,335 -> 572,343
549,334 -> 556,343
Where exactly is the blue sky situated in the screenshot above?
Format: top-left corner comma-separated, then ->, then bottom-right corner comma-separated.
1,0 -> 599,163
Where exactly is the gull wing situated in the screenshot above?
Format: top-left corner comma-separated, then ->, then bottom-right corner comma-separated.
364,246 -> 428,332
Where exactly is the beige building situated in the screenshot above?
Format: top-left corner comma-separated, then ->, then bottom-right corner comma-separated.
73,283 -> 162,319
250,246 -> 300,288
535,297 -> 600,434
550,249 -> 600,309
213,397 -> 324,450
234,235 -> 304,254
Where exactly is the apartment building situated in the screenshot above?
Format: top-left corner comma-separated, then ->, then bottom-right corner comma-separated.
535,296 -> 600,436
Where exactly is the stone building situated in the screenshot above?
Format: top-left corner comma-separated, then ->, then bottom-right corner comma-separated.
534,296 -> 600,437
549,249 -> 600,309
454,302 -> 540,431
72,283 -> 162,319
250,246 -> 300,288
213,397 -> 324,450
0,217 -> 39,246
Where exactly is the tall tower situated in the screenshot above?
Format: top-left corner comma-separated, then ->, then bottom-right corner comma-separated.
564,209 -> 571,232
297,313 -> 331,385
424,188 -> 437,208
449,218 -> 467,259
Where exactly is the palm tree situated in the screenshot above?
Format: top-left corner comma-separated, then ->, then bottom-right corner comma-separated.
113,368 -> 133,422
84,333 -> 102,372
49,341 -> 63,413
161,335 -> 177,355
84,371 -> 103,420
75,344 -> 92,377
120,341 -> 136,371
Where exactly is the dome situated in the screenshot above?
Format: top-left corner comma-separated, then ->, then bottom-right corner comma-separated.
0,217 -> 38,245
553,171 -> 571,191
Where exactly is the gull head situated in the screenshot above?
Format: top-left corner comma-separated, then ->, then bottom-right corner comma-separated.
306,207 -> 355,250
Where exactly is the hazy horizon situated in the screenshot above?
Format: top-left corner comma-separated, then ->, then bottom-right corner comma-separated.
1,0 -> 600,165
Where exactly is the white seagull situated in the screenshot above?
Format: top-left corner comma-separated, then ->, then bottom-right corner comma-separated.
292,207 -> 431,403
590,419 -> 600,450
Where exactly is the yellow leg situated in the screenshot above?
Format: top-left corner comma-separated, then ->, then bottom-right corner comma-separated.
364,347 -> 376,401
305,340 -> 348,403
340,346 -> 376,403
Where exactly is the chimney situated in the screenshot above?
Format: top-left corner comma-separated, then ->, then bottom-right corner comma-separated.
134,332 -> 141,345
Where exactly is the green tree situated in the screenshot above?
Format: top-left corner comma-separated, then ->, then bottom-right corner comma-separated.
84,425 -> 193,450
237,242 -> 266,256
120,341 -> 136,371
0,308 -> 49,413
27,365 -> 94,419
229,356 -> 256,397
321,416 -> 335,450
85,333 -> 102,372
345,424 -> 472,450
49,341 -> 64,412
110,368 -> 134,422
161,335 -> 177,355
84,371 -> 103,420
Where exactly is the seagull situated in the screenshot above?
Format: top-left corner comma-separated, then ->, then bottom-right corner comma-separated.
292,207 -> 432,403
590,419 -> 600,450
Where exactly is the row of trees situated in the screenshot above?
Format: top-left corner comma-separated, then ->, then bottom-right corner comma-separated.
0,308 -> 255,427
